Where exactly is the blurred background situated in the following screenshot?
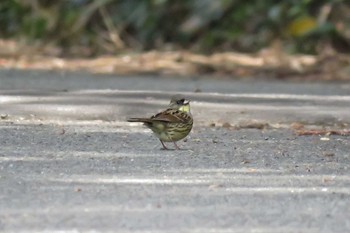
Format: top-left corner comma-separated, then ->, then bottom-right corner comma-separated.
1,0 -> 350,80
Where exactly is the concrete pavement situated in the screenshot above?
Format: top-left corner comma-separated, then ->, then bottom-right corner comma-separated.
0,69 -> 350,232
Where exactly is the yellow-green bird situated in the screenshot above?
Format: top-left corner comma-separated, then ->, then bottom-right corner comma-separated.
127,95 -> 193,150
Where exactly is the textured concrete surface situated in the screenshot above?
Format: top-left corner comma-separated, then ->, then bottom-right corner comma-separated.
1,123 -> 350,233
1,69 -> 350,127
0,69 -> 350,232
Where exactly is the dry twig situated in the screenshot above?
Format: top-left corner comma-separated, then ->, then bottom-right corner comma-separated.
296,129 -> 350,136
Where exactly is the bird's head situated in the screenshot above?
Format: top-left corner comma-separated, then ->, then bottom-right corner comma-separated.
168,95 -> 191,113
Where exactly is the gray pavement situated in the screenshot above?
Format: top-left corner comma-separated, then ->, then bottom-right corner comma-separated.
1,69 -> 350,232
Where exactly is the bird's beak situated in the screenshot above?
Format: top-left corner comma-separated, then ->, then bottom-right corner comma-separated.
184,100 -> 190,105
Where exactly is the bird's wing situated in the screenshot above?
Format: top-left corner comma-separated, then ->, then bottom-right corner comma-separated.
151,109 -> 188,123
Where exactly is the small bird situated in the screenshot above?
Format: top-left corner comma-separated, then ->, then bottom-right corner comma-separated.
127,95 -> 193,150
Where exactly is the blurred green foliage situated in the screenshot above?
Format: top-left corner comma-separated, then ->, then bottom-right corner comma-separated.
0,0 -> 349,55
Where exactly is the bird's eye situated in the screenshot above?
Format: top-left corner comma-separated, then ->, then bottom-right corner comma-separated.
176,99 -> 185,104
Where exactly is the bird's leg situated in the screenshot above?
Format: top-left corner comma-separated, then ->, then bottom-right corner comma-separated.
173,141 -> 180,150
165,134 -> 180,150
160,140 -> 169,150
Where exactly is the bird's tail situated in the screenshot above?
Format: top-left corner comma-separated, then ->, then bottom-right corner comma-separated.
127,117 -> 152,123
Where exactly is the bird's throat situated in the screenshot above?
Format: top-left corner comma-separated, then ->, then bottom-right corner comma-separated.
179,104 -> 190,113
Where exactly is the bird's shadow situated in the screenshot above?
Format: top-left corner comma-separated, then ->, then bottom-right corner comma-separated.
160,147 -> 191,151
